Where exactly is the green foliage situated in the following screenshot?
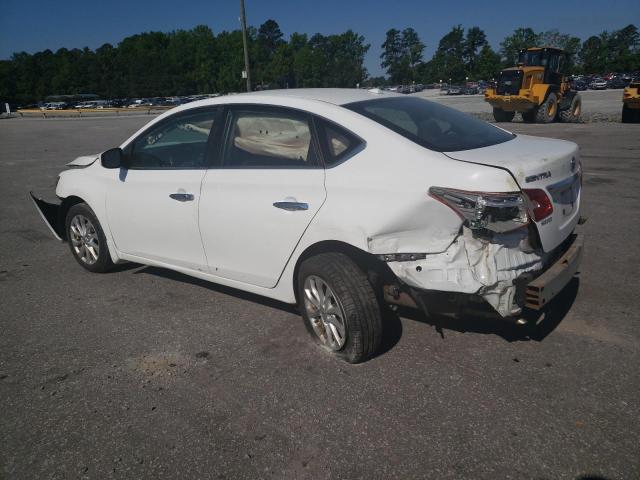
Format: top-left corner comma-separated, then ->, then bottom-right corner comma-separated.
2,20 -> 639,104
0,20 -> 369,103
500,28 -> 540,66
380,27 -> 425,83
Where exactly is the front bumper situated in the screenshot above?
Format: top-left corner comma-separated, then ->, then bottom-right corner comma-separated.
485,94 -> 537,112
524,233 -> 583,310
30,192 -> 64,241
623,98 -> 640,109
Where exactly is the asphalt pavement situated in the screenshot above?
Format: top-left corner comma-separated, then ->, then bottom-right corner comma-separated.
1,114 -> 639,480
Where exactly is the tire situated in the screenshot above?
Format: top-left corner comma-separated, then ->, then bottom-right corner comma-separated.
492,108 -> 515,122
622,104 -> 638,123
535,92 -> 559,123
297,252 -> 382,363
65,203 -> 114,273
558,94 -> 582,122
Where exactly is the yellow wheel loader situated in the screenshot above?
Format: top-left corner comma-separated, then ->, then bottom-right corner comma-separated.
484,47 -> 581,123
622,79 -> 640,123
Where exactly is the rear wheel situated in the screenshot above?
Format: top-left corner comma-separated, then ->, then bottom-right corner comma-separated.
535,92 -> 559,123
65,203 -> 114,273
558,94 -> 582,122
298,252 -> 382,363
492,108 -> 515,122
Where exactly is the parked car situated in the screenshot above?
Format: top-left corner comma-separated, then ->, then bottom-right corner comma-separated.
607,77 -> 629,89
45,102 -> 67,110
31,89 -> 583,363
447,85 -> 462,95
462,86 -> 479,95
572,80 -> 588,91
589,78 -> 608,90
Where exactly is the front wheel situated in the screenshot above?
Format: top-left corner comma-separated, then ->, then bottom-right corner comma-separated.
65,203 -> 114,273
535,92 -> 559,123
298,252 -> 382,363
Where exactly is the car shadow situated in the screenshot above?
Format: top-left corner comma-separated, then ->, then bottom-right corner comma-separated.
398,277 -> 580,343
131,265 -> 404,356
129,265 -> 578,353
133,265 -> 300,315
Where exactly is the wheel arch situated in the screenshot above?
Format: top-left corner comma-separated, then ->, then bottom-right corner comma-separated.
291,240 -> 396,304
58,195 -> 87,240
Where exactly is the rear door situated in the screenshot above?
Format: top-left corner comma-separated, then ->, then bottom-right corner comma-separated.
198,105 -> 326,288
106,107 -> 220,271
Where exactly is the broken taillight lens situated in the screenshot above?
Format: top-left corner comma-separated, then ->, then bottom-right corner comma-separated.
429,187 -> 529,233
522,188 -> 553,222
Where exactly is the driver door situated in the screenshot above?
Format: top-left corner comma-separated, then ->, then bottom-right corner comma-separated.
106,107 -> 220,271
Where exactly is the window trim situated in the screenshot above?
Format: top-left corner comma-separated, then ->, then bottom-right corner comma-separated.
123,106 -> 223,170
214,104 -> 324,170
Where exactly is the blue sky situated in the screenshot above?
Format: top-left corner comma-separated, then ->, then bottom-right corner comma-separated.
1,0 -> 638,76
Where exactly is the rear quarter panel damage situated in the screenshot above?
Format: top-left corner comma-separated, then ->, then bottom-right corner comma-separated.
289,125 -> 541,316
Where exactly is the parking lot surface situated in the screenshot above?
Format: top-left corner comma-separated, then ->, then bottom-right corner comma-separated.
1,114 -> 639,480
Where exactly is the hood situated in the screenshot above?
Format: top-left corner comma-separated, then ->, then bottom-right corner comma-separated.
445,134 -> 582,252
67,154 -> 99,168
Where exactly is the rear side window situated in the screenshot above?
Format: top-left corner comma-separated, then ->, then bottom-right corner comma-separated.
316,120 -> 363,167
223,108 -> 319,168
344,96 -> 514,152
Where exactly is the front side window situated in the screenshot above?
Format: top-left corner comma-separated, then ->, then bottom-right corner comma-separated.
345,97 -> 514,152
128,109 -> 218,169
223,108 -> 318,168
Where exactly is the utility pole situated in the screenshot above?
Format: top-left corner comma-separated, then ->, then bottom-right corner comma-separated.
239,0 -> 251,92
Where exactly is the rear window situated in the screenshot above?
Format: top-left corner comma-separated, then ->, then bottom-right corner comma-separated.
344,96 -> 514,152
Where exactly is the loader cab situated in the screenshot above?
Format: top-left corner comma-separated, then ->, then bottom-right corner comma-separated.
517,47 -> 566,85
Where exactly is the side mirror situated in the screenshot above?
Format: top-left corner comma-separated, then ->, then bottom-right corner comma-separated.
101,148 -> 124,169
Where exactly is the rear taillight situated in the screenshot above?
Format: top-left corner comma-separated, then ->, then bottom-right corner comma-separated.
429,187 -> 529,233
522,188 -> 553,221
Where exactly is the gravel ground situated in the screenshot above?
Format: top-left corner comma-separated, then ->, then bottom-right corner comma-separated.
1,115 -> 639,480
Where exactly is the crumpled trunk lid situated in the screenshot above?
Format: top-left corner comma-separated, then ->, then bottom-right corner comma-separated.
445,134 -> 581,252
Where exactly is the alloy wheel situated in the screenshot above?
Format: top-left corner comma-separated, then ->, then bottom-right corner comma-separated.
303,275 -> 347,351
69,214 -> 100,265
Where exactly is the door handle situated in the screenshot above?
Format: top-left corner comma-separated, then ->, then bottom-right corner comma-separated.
273,201 -> 309,211
169,193 -> 195,202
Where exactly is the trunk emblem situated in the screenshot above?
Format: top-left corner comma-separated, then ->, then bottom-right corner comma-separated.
525,171 -> 552,183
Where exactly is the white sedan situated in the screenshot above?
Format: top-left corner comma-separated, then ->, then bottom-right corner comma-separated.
32,88 -> 584,363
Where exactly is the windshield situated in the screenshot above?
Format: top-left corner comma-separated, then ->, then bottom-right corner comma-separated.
344,96 -> 514,152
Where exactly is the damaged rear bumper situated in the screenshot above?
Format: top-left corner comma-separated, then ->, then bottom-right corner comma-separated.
382,229 -> 583,318
30,192 -> 64,241
524,233 -> 583,310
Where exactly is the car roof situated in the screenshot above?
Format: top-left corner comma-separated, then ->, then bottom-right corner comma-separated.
223,88 -> 403,106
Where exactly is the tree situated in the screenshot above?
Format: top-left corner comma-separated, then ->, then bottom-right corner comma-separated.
475,44 -> 502,80
380,29 -> 405,83
464,27 -> 488,76
380,28 -> 424,83
429,25 -> 466,82
579,35 -> 607,73
401,27 -> 425,81
500,28 -> 540,65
